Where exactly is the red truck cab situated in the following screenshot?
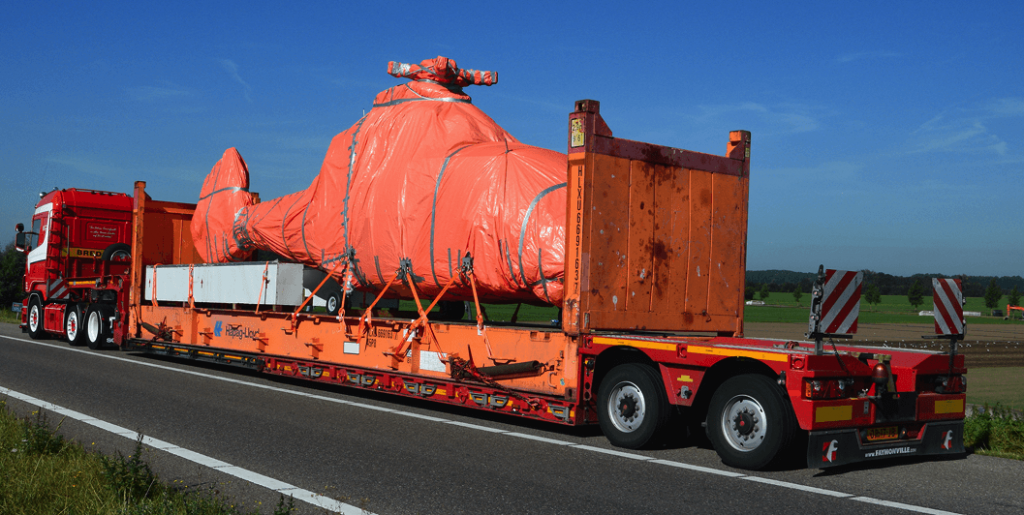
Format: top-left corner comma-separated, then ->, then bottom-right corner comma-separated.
17,188 -> 134,348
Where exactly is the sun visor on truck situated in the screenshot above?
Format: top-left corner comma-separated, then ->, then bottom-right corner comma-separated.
192,56 -> 568,305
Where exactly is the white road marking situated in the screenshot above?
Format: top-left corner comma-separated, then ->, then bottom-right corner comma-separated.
571,444 -> 654,460
851,496 -> 963,515
650,459 -> 746,477
507,432 -> 575,445
1,334 -> 966,514
742,476 -> 853,497
0,385 -> 373,515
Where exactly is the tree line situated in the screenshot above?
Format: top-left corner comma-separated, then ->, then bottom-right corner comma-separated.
746,269 -> 1023,310
1,241 -> 27,311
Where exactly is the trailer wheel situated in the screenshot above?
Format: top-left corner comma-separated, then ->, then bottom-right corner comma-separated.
707,373 -> 797,470
85,305 -> 108,350
65,305 -> 86,346
101,243 -> 131,261
27,297 -> 46,339
325,292 -> 342,315
597,363 -> 670,449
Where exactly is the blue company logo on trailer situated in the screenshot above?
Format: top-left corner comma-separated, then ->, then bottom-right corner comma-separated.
214,321 -> 222,337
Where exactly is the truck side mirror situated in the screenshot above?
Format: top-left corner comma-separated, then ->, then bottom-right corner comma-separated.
14,224 -> 26,252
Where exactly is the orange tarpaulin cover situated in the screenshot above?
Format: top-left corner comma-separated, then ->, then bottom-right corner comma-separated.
192,57 -> 567,304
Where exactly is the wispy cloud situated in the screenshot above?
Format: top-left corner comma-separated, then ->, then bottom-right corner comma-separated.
220,59 -> 252,102
908,98 -> 1024,156
986,97 -> 1024,117
126,84 -> 191,101
835,51 -> 902,63
691,102 -> 820,135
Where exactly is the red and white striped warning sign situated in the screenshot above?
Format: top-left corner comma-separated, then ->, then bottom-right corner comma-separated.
933,278 -> 964,335
47,277 -> 68,300
820,269 -> 863,334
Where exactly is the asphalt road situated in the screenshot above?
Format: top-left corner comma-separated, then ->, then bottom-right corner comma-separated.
2,322 -> 1022,515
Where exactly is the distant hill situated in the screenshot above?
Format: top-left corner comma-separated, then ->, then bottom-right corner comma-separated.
746,270 -> 1024,297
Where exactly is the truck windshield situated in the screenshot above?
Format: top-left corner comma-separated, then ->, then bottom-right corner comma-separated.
28,218 -> 43,248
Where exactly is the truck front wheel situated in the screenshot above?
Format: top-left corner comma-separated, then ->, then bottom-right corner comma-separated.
707,373 -> 797,470
597,363 -> 670,449
85,305 -> 108,350
27,297 -> 46,339
65,305 -> 86,346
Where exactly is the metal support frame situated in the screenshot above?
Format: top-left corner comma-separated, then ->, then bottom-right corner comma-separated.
806,264 -> 852,355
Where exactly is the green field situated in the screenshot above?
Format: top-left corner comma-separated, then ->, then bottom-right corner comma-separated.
745,293 -> 1024,325
967,367 -> 1024,411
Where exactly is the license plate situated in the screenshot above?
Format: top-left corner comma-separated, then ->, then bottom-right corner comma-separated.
867,426 -> 899,442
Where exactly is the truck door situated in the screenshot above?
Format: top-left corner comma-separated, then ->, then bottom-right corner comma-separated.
25,203 -> 52,296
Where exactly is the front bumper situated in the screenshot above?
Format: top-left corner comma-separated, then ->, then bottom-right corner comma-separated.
808,420 -> 965,468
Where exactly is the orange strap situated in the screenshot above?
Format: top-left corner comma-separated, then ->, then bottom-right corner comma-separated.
187,264 -> 195,309
255,261 -> 270,314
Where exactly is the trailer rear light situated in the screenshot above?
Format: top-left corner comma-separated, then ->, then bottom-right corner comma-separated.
935,375 -> 966,394
803,378 -> 856,400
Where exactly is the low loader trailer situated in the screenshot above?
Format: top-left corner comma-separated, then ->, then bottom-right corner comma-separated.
18,100 -> 967,470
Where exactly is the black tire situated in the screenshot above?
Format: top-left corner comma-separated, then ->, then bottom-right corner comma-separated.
85,305 -> 108,350
325,292 -> 342,316
27,297 -> 46,339
65,304 -> 86,346
597,363 -> 671,449
101,243 -> 131,261
706,373 -> 798,470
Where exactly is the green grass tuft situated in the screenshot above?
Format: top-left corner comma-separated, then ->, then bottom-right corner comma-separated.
964,404 -> 1024,460
0,400 -> 297,514
0,308 -> 21,324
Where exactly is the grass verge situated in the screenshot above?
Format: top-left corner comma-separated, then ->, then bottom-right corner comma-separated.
964,405 -> 1024,460
0,400 -> 295,515
1,309 -> 20,324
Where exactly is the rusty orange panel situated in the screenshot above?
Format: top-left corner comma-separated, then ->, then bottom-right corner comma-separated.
684,170 -> 713,319
626,160 -> 655,312
654,164 -> 691,327
565,101 -> 748,335
708,172 -> 747,319
563,155 -> 589,334
586,154 -> 631,313
142,200 -> 202,265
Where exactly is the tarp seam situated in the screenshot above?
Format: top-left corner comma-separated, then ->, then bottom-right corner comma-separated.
342,116 -> 369,244
429,145 -> 472,289
518,182 -> 567,287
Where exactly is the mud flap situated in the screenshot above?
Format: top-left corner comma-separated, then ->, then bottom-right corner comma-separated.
808,420 -> 965,468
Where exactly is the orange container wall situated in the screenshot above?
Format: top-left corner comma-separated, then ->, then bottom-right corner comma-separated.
563,100 -> 750,336
128,181 -> 202,340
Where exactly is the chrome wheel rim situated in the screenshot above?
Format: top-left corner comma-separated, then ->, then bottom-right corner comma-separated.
607,380 -> 646,433
29,304 -> 41,332
66,310 -> 78,340
720,395 -> 768,452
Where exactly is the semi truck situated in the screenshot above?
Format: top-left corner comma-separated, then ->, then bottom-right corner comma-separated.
15,100 -> 967,470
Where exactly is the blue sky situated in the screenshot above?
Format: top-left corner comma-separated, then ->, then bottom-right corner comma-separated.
2,1 -> 1021,277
